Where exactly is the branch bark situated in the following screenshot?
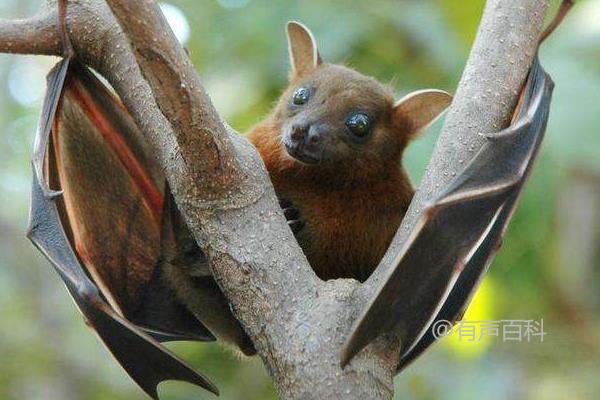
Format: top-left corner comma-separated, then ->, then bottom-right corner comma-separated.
0,1 -> 549,399
0,10 -> 60,55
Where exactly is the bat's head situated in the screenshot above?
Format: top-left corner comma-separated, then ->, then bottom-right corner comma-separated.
274,21 -> 452,170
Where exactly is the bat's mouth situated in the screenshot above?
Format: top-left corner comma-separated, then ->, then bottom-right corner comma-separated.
284,142 -> 320,164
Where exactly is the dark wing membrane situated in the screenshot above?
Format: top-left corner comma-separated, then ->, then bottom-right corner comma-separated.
340,56 -> 553,368
50,62 -> 213,341
54,61 -> 163,316
397,57 -> 552,371
27,60 -> 218,398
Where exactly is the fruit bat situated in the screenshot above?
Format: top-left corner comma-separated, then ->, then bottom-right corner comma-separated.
340,0 -> 573,370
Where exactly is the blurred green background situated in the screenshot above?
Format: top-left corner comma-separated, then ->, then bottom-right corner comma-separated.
0,0 -> 598,399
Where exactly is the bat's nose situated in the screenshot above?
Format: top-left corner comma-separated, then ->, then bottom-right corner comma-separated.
284,123 -> 322,164
290,123 -> 309,141
290,123 -> 321,146
306,129 -> 320,145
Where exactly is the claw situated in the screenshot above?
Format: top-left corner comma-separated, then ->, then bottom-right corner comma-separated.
279,197 -> 305,234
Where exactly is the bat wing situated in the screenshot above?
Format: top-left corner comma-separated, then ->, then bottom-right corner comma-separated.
27,59 -> 218,398
340,56 -> 553,369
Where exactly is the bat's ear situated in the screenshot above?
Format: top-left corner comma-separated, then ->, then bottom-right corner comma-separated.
286,21 -> 322,79
393,89 -> 452,139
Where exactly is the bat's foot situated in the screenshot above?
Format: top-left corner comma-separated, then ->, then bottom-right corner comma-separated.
279,198 -> 305,234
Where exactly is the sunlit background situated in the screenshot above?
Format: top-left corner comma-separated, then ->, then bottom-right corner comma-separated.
0,0 -> 598,399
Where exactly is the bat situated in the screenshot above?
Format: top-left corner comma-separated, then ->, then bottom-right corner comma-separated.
27,57 -> 219,398
340,1 -> 573,370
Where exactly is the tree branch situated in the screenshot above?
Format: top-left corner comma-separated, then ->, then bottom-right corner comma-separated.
104,0 -> 241,198
0,10 -> 60,55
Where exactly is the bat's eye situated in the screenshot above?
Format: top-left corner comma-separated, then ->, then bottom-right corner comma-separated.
345,112 -> 371,139
292,87 -> 311,105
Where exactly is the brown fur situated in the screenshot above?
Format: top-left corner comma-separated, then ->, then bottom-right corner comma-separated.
246,22 -> 450,281
247,64 -> 416,281
162,263 -> 255,355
